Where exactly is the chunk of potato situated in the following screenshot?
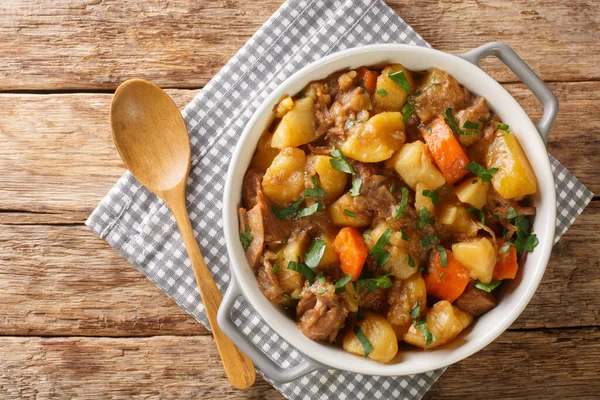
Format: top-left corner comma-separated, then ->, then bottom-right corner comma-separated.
329,193 -> 373,227
452,237 -> 497,284
274,96 -> 295,118
271,97 -> 317,148
404,300 -> 472,348
366,223 -> 418,279
316,231 -> 340,267
386,141 -> 446,190
250,132 -> 280,172
453,306 -> 474,330
372,64 -> 415,112
486,132 -> 537,200
343,311 -> 399,363
454,177 -> 489,209
262,148 -> 306,204
341,112 -> 406,162
415,182 -> 435,215
275,233 -> 310,298
306,155 -> 348,200
343,280 -> 360,313
387,274 -> 427,338
437,202 -> 479,239
414,68 -> 469,124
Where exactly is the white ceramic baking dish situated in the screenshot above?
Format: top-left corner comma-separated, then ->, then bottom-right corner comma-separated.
218,42 -> 558,381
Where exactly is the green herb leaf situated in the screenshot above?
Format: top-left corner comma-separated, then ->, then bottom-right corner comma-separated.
500,242 -> 512,254
394,187 -> 410,219
316,271 -> 326,284
271,198 -> 304,219
282,294 -> 299,301
399,229 -> 409,241
479,117 -> 491,123
408,254 -> 416,268
376,88 -> 388,97
496,124 -> 511,133
344,209 -> 357,217
357,306 -> 365,321
297,92 -> 307,99
370,229 -> 393,267
314,289 -> 328,294
350,178 -> 363,197
417,207 -> 435,230
415,315 -> 436,347
421,235 -> 439,248
444,108 -> 479,135
295,201 -> 323,219
506,206 -> 518,219
440,272 -> 446,280
422,189 -> 439,205
389,182 -> 396,193
287,260 -> 315,284
436,245 -> 448,267
344,118 -> 363,131
329,149 -> 356,175
240,225 -> 253,251
281,236 -> 289,245
410,301 -> 421,319
512,215 -> 539,254
475,280 -> 502,292
472,179 -> 479,184
387,70 -> 410,92
402,101 -> 413,123
463,120 -> 481,131
357,274 -> 393,293
334,275 -> 353,293
304,239 -> 326,269
272,263 -> 280,273
362,232 -> 370,240
465,161 -> 499,183
304,175 -> 326,198
353,325 -> 374,357
467,207 -> 485,225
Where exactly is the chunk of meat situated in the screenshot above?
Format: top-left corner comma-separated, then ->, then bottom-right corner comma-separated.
349,159 -> 381,181
455,96 -> 490,147
359,288 -> 389,314
256,258 -> 285,303
353,174 -> 396,219
242,169 -> 263,209
238,207 -> 264,268
414,68 -> 470,124
454,281 -> 497,316
296,280 -> 349,343
257,191 -> 291,244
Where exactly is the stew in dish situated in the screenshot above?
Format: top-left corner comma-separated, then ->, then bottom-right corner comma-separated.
238,64 -> 538,363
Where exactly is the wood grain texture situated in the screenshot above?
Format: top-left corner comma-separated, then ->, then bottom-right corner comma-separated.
0,0 -> 597,90
1,82 -> 597,221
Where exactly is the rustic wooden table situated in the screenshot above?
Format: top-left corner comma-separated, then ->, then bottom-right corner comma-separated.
1,1 -> 598,398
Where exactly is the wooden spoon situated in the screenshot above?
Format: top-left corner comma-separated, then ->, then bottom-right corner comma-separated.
110,79 -> 256,389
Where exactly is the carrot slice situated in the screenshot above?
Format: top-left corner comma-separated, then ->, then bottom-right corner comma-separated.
358,66 -> 378,95
493,239 -> 519,280
333,227 -> 368,281
423,117 -> 470,184
424,248 -> 471,302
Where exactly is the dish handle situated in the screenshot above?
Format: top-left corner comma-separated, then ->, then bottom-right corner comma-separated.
217,276 -> 324,383
460,42 -> 558,144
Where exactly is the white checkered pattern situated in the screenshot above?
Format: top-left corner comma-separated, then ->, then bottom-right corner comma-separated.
86,0 -> 593,399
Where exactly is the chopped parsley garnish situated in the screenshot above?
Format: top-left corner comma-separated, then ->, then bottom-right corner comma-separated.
399,229 -> 409,241
402,101 -> 413,123
394,187 -> 410,219
344,209 -> 357,217
297,92 -> 307,99
304,239 -> 326,269
344,118 -> 363,131
349,178 -> 362,196
417,207 -> 435,230
240,225 -> 253,251
295,200 -> 323,219
314,289 -> 328,294
271,198 -> 304,219
479,117 -> 491,123
353,325 -> 374,357
422,189 -> 439,204
329,149 -> 356,175
467,207 -> 485,225
444,108 -> 478,135
281,236 -> 289,245
465,161 -> 499,183
410,301 -> 421,319
362,232 -> 370,240
511,215 -> 539,254
334,275 -> 353,293
370,229 -> 393,267
304,175 -> 326,198
440,272 -> 446,280
506,206 -> 518,219
475,280 -> 502,292
272,263 -> 280,273
389,182 -> 396,193
387,70 -> 410,92
426,127 -> 432,135
472,179 -> 479,184
376,88 -> 388,97
500,242 -> 512,254
316,271 -> 326,284
408,254 -> 416,268
421,235 -> 439,248
496,124 -> 511,133
287,260 -> 315,284
282,294 -> 299,301
414,315 -> 436,346
463,120 -> 481,131
436,245 -> 448,267
357,273 -> 393,293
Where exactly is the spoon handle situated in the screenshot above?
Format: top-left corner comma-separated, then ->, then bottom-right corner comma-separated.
167,190 -> 256,389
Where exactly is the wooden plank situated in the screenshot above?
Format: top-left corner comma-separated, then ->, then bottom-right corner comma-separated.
0,329 -> 598,399
0,223 -> 207,337
0,201 -> 598,337
0,335 -> 281,400
0,81 -> 597,221
0,0 -> 598,90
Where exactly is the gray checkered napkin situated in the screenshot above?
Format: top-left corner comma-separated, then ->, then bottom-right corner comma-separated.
86,0 -> 594,398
